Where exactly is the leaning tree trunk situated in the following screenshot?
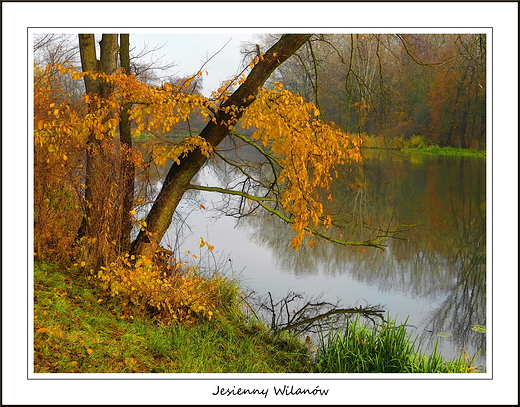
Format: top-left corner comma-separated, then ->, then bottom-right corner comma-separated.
131,34 -> 312,258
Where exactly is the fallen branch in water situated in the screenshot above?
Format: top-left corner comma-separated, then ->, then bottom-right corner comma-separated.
278,305 -> 386,333
249,291 -> 386,335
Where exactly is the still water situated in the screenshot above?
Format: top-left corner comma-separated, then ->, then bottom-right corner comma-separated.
149,145 -> 487,369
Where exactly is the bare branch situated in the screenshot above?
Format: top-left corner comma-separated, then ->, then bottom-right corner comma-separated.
395,34 -> 458,67
249,291 -> 386,335
130,40 -> 178,83
33,34 -> 55,52
186,183 -> 393,250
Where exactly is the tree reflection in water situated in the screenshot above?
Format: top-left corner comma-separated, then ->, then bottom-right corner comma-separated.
145,140 -> 487,368
235,150 -> 487,367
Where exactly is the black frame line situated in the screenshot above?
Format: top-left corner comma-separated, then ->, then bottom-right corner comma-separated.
27,26 -> 493,381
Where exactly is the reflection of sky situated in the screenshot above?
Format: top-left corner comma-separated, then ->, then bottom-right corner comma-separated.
172,204 -> 482,363
171,196 -> 462,358
159,158 -> 485,366
131,33 -> 256,97
174,202 -> 442,317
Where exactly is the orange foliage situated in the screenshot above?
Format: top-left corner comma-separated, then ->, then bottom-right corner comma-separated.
34,62 -> 364,263
94,254 -> 230,326
33,66 -> 85,263
241,82 -> 363,249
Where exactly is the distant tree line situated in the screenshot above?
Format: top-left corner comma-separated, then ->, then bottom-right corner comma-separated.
249,34 -> 486,149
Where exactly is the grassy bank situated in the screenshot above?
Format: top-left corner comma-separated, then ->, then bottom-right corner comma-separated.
34,261 -> 311,373
402,145 -> 486,158
314,317 -> 479,373
133,131 -> 193,144
360,134 -> 486,157
34,261 -> 481,373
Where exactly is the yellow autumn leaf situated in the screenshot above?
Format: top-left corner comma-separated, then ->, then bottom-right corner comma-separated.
86,348 -> 94,355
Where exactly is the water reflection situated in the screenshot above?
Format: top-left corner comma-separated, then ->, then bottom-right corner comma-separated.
233,150 -> 487,365
142,141 -> 487,367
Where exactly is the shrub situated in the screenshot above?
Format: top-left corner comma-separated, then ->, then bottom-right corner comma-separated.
408,135 -> 428,148
94,253 -> 236,326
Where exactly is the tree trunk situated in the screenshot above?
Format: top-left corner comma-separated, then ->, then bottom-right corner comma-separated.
78,34 -> 99,94
77,34 -> 99,241
98,34 -> 119,96
118,34 -> 135,252
76,34 -> 119,263
131,34 -> 312,258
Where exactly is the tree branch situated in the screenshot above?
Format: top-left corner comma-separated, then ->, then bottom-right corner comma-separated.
186,183 -> 391,250
395,34 -> 458,67
251,290 -> 386,335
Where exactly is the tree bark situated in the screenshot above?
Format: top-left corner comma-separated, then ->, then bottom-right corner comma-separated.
131,34 -> 312,258
78,34 -> 99,94
118,34 -> 135,252
98,34 -> 119,96
76,34 -> 119,256
77,34 -> 99,241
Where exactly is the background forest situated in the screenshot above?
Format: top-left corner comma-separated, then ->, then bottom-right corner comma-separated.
255,33 -> 486,149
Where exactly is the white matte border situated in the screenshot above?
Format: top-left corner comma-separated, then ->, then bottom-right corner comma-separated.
2,1 -> 518,405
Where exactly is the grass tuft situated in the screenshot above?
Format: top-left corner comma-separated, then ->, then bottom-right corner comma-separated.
313,315 -> 480,373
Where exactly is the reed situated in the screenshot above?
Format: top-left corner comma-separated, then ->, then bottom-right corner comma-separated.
313,315 -> 479,373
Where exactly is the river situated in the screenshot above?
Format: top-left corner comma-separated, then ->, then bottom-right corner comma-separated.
143,142 -> 487,369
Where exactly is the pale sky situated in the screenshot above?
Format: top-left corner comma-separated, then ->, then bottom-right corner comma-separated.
131,33 -> 257,97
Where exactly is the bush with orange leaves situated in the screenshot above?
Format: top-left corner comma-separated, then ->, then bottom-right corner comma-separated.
93,253 -> 238,326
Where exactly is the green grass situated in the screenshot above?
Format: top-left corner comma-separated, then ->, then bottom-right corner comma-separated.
34,261 -> 481,373
313,316 -> 480,373
134,131 -> 194,143
360,134 -> 486,157
33,261 -> 312,373
402,145 -> 486,158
